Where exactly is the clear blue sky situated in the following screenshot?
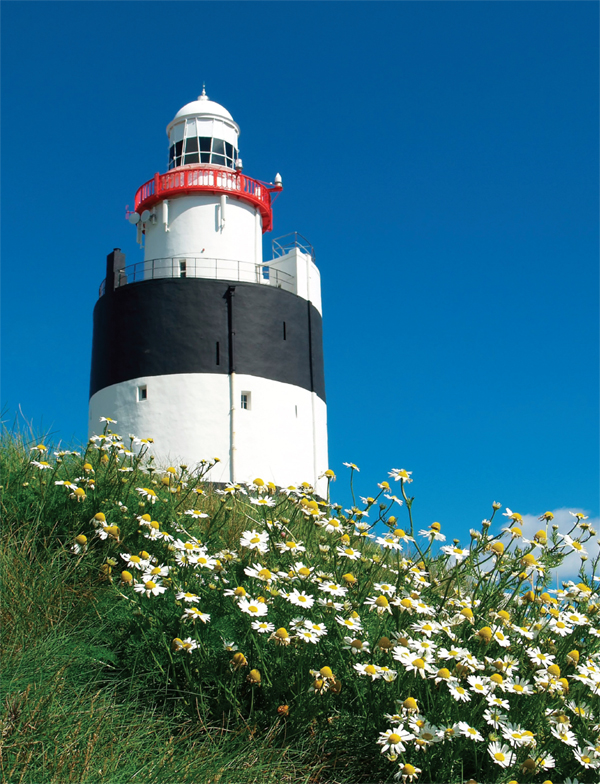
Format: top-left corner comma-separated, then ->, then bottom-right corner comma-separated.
2,2 -> 598,545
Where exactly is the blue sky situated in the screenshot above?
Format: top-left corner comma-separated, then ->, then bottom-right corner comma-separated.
2,2 -> 598,556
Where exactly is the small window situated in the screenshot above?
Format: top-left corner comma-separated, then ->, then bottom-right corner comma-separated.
200,152 -> 211,163
216,341 -> 220,366
211,154 -> 226,166
241,391 -> 251,410
199,137 -> 212,152
283,321 -> 287,340
179,260 -> 187,278
138,385 -> 147,401
185,137 -> 198,153
184,153 -> 199,165
224,141 -> 233,158
212,139 -> 225,155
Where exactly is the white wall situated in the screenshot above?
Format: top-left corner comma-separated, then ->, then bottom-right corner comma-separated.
89,373 -> 328,494
143,194 -> 261,265
268,248 -> 322,314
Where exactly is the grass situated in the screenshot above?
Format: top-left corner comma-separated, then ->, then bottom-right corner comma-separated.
1,424 -> 598,784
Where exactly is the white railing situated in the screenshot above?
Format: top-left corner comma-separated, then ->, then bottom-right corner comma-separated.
100,257 -> 296,296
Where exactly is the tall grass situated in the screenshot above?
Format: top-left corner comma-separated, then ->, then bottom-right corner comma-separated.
1,424 -> 598,784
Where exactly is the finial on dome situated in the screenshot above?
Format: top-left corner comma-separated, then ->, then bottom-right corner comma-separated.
199,84 -> 208,101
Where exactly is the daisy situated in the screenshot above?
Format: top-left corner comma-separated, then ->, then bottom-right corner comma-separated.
376,535 -> 403,551
467,675 -> 491,696
120,553 -> 149,570
550,726 -> 578,746
238,599 -> 268,617
287,589 -> 315,609
483,708 -> 507,729
548,617 -> 573,637
251,620 -> 274,634
276,540 -> 306,554
136,487 -> 158,503
441,545 -> 470,564
487,694 -> 510,710
377,727 -> 414,755
418,527 -> 446,542
176,591 -> 200,603
134,579 -> 167,597
319,581 -> 348,597
354,663 -> 381,680
388,468 -> 412,483
336,545 -> 362,560
320,518 -> 345,534
396,763 -> 421,783
182,607 -> 211,623
573,747 -> 599,769
487,742 -> 516,768
336,615 -> 362,632
364,595 -> 393,615
296,628 -> 321,644
457,722 -> 484,742
491,626 -> 511,647
505,677 -> 534,695
244,564 -> 275,583
561,535 -> 588,556
184,509 -> 209,519
447,683 -> 471,702
250,497 -> 276,507
190,552 -> 217,570
527,647 -> 556,667
374,582 -> 397,596
173,637 -> 198,654
143,564 -> 170,580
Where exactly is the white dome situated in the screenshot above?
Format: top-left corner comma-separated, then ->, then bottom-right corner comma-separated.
167,89 -> 239,135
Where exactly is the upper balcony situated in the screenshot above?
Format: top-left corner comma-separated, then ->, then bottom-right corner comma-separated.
99,257 -> 295,297
134,166 -> 280,233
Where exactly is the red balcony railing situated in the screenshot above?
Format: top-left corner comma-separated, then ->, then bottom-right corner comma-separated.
134,167 -> 278,233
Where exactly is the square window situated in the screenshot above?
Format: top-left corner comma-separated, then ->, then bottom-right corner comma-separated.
138,385 -> 147,401
240,391 -> 251,410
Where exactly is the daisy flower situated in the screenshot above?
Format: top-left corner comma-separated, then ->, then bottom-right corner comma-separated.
505,677 -> 534,695
376,535 -> 403,551
483,708 -> 507,729
287,589 -> 315,609
388,468 -> 412,483
184,509 -> 209,519
343,462 -> 360,471
172,637 -> 198,654
550,726 -> 578,746
250,497 -> 276,507
134,579 -> 167,597
377,727 -> 414,755
136,487 -> 158,503
276,540 -> 306,554
440,545 -> 470,564
561,535 -> 588,555
343,637 -> 370,655
319,518 -> 345,534
457,722 -> 484,742
251,620 -> 274,634
182,607 -> 211,623
244,564 -> 275,583
573,747 -> 599,769
396,763 -> 421,783
319,581 -> 348,597
487,742 -> 516,768
336,545 -> 362,560
354,663 -> 381,681
120,553 -> 149,570
238,598 -> 268,617
176,591 -> 200,603
336,615 -> 362,632
295,628 -> 321,644
374,582 -> 397,596
364,595 -> 393,615
447,682 -> 471,702
548,617 -> 573,637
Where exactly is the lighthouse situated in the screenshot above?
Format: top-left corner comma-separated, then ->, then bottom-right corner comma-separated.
88,91 -> 328,491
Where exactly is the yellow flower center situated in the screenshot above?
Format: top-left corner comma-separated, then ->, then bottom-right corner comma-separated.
248,606 -> 258,613
258,569 -> 271,580
275,628 -> 289,639
145,581 -> 156,589
375,596 -> 389,607
494,752 -> 505,762
412,658 -> 425,669
365,665 -> 377,675
388,733 -> 401,744
319,666 -> 333,678
437,668 -> 451,679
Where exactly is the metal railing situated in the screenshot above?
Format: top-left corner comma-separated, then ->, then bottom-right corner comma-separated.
134,167 -> 277,233
99,257 -> 296,297
272,232 -> 315,263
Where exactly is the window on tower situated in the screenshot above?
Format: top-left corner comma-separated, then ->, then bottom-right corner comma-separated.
240,392 -> 251,410
169,136 -> 238,171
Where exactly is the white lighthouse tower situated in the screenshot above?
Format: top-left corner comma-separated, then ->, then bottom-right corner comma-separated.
89,91 -> 328,490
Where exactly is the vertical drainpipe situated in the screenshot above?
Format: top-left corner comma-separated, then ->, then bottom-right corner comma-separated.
226,286 -> 236,483
306,253 -> 318,489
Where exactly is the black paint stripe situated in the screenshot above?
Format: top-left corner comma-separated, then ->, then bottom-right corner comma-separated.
89,278 -> 326,402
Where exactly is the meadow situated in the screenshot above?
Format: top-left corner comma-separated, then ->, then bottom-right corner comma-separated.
1,420 -> 598,784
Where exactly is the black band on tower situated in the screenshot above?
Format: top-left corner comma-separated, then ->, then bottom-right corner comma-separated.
89,278 -> 326,402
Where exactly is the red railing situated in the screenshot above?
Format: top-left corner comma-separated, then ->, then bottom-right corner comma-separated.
134,167 -> 278,233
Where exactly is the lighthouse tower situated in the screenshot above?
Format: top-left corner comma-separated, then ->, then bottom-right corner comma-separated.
88,91 -> 328,490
